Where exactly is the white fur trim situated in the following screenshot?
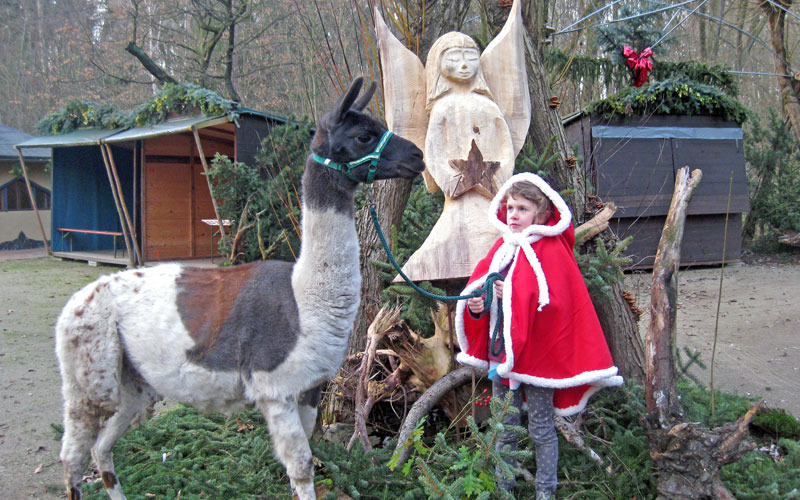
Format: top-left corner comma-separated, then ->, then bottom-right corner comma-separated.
454,275 -> 488,356
505,366 -> 622,390
485,172 -> 573,313
456,352 -> 489,369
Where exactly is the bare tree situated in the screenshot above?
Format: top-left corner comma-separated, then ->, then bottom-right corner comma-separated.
761,0 -> 800,138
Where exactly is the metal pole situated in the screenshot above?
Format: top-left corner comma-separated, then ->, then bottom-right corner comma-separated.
14,146 -> 50,254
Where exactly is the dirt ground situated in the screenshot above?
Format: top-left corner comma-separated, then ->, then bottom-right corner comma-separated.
0,252 -> 798,499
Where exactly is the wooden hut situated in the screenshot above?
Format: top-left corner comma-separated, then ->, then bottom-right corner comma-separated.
564,113 -> 749,268
16,110 -> 284,266
0,123 -> 51,248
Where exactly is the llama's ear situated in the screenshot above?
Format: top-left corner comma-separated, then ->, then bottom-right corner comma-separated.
335,77 -> 364,122
351,81 -> 376,112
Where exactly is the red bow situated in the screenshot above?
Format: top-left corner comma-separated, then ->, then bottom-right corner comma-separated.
623,46 -> 653,87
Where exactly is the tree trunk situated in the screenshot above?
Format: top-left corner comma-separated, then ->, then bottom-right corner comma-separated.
520,0 -> 644,381
593,282 -> 645,382
643,166 -> 762,499
761,0 -> 800,139
645,167 -> 702,429
350,178 -> 415,355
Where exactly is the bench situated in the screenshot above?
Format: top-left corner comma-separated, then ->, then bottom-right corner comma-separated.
57,228 -> 125,258
201,219 -> 232,262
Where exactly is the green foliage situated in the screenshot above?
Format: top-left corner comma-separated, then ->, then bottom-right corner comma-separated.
71,378 -> 800,500
545,50 -> 624,89
574,236 -> 632,299
595,2 -> 671,66
679,378 -> 760,428
514,137 -> 559,178
394,393 -> 530,499
557,383 -> 653,499
587,77 -> 748,124
676,346 -> 707,386
313,439 -> 422,499
82,407 -> 292,499
37,101 -> 129,135
130,83 -> 239,127
743,109 -> 800,239
652,61 -> 739,97
36,83 -> 239,136
720,439 -> 800,499
205,120 -> 312,263
751,409 -> 800,440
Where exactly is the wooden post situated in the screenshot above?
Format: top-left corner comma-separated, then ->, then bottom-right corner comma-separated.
645,166 -> 703,428
104,144 -> 143,266
14,147 -> 50,254
191,125 -> 227,239
99,144 -> 135,267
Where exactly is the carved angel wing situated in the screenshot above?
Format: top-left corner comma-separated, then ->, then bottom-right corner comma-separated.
480,0 -> 530,156
374,7 -> 439,191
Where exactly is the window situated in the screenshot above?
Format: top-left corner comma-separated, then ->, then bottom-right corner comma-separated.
0,178 -> 51,211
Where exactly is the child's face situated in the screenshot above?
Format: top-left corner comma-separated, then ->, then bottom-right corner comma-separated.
506,195 -> 548,232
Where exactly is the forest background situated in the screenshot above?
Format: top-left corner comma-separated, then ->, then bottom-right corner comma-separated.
2,0 -> 800,498
0,0 -> 795,136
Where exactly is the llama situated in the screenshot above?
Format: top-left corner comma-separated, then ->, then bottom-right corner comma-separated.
54,77 -> 425,500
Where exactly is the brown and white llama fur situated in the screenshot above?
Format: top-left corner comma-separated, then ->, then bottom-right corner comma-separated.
54,77 -> 424,500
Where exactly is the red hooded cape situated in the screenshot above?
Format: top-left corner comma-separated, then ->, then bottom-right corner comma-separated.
455,172 -> 623,416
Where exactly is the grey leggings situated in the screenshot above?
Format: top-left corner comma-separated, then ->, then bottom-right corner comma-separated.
493,380 -> 558,493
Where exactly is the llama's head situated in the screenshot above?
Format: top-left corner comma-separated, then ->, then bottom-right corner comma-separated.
312,77 -> 425,183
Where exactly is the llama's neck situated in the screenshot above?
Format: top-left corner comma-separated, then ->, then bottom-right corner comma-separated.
291,162 -> 361,328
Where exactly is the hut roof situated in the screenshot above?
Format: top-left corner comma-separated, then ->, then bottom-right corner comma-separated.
0,123 -> 50,161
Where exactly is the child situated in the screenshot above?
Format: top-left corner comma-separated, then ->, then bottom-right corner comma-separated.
455,172 -> 623,499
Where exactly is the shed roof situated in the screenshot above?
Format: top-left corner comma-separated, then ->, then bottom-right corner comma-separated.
103,115 -> 231,143
15,127 -> 123,148
0,123 -> 51,161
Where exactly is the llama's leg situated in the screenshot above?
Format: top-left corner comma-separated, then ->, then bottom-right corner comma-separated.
298,383 -> 322,440
91,381 -> 158,500
259,398 -> 316,500
61,405 -> 101,500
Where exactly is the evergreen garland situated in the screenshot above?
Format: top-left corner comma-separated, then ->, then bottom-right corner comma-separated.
36,83 -> 239,136
129,83 -> 239,127
37,101 -> 129,135
586,77 -> 748,124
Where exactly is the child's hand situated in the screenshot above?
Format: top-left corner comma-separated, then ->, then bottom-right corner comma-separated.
467,296 -> 485,314
494,281 -> 504,300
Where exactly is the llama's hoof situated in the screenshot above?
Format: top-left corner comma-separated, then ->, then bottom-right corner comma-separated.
290,479 -> 317,500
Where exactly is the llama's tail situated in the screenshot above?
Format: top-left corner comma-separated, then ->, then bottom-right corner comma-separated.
55,275 -> 123,415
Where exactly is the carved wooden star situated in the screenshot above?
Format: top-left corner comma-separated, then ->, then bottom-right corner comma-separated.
449,139 -> 500,199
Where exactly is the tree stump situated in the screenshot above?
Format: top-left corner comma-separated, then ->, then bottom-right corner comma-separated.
644,166 -> 762,499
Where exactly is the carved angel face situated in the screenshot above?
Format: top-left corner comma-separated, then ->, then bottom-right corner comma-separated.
439,47 -> 480,83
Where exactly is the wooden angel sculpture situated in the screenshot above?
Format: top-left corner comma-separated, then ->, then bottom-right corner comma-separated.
375,0 -> 530,282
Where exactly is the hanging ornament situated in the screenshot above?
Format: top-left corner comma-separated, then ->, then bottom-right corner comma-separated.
623,46 -> 654,87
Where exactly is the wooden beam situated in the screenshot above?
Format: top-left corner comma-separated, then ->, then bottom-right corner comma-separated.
105,144 -> 143,266
99,144 -> 136,268
574,202 -> 617,245
14,147 -> 50,254
192,125 -> 227,239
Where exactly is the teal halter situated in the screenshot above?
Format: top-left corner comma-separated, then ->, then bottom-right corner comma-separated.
312,130 -> 394,184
